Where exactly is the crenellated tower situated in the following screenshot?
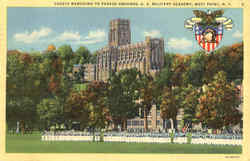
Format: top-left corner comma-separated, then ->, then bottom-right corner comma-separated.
109,19 -> 131,46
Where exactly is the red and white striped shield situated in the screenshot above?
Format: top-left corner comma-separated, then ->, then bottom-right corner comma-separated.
194,25 -> 223,53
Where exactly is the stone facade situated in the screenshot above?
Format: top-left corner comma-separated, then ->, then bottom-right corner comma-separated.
84,19 -> 164,82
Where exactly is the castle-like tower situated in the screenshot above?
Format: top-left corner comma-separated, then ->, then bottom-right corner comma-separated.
109,19 -> 131,46
86,19 -> 165,82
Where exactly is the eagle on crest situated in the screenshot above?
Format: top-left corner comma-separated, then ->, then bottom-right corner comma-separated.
193,10 -> 224,28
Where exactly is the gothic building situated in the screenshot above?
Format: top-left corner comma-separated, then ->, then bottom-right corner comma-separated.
84,19 -> 165,82
82,19 -> 168,131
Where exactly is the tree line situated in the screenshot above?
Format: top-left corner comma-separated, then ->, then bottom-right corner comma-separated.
6,42 -> 243,134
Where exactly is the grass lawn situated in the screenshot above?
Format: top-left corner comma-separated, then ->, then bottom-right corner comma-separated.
6,134 -> 242,153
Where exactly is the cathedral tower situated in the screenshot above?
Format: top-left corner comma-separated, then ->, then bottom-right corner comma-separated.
109,19 -> 131,46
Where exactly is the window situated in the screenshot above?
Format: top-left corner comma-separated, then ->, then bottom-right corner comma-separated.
127,120 -> 131,126
140,120 -> 144,126
132,120 -> 139,126
157,120 -> 161,126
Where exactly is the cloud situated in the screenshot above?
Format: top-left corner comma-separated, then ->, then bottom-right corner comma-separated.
143,30 -> 161,38
14,28 -> 106,45
14,27 -> 52,44
78,29 -> 106,45
232,30 -> 242,38
85,29 -> 106,40
167,37 -> 192,50
55,31 -> 81,41
76,38 -> 105,45
54,29 -> 106,45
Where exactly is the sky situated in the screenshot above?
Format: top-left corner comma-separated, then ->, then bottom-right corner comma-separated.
7,8 -> 243,54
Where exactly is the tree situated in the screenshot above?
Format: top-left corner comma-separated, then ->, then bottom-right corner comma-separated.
7,52 -> 46,132
217,42 -> 243,82
182,84 -> 201,126
57,45 -> 74,73
73,64 -> 85,84
107,68 -> 140,130
64,90 -> 91,130
85,81 -> 110,133
75,46 -> 91,64
170,54 -> 190,87
203,53 -> 220,84
6,97 -> 37,133
37,98 -> 63,130
154,53 -> 175,116
41,49 -> 74,127
6,45 -> 96,132
155,63 -> 173,88
160,86 -> 182,131
138,73 -> 155,131
155,53 -> 190,95
185,51 -> 206,86
196,71 -> 242,129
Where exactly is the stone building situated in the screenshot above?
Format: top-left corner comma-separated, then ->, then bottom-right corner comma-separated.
83,18 -> 167,131
84,18 -> 165,82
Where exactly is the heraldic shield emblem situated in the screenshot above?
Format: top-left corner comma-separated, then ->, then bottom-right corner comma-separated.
185,10 -> 233,53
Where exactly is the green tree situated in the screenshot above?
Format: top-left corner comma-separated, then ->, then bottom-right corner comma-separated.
57,45 -> 74,73
37,98 -> 63,130
170,54 -> 190,87
155,52 -> 184,88
75,46 -> 91,64
85,81 -> 110,139
182,84 -> 201,125
217,42 -> 243,82
42,49 -> 74,125
185,51 -> 206,86
107,68 -> 140,131
138,73 -> 155,131
160,86 -> 183,130
6,97 -> 37,133
7,52 -> 45,132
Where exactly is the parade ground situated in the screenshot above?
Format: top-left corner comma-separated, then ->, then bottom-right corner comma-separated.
6,134 -> 242,153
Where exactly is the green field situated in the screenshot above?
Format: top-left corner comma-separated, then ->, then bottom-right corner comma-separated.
6,134 -> 242,153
